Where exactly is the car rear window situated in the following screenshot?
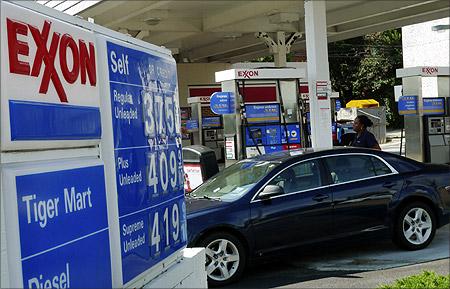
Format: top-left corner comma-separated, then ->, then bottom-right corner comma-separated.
325,154 -> 392,184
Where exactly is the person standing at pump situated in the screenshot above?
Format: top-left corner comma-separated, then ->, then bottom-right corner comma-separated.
351,115 -> 381,150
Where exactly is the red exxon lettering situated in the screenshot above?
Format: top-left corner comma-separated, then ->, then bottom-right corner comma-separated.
79,40 -> 96,86
6,18 -> 97,103
422,67 -> 438,75
238,70 -> 259,79
7,18 -> 30,75
60,34 -> 79,84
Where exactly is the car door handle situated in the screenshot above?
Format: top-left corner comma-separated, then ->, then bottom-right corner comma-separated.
383,182 -> 397,188
312,194 -> 329,202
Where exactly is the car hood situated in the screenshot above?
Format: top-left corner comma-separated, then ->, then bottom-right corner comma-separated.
185,197 -> 227,215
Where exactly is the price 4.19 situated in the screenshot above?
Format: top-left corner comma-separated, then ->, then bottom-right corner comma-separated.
149,203 -> 181,254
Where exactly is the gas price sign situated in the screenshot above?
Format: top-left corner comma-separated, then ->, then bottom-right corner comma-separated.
107,41 -> 187,284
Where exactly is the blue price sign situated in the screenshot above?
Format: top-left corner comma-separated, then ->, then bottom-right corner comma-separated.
398,95 -> 418,115
210,92 -> 235,114
245,104 -> 280,124
107,41 -> 186,284
423,98 -> 445,115
15,165 -> 112,288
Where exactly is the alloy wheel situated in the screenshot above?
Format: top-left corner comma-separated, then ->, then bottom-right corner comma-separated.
204,238 -> 240,282
402,207 -> 432,245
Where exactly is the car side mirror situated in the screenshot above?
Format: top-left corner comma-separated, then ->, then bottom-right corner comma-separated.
259,185 -> 284,200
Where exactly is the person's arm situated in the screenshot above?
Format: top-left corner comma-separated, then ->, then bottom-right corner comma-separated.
367,132 -> 381,150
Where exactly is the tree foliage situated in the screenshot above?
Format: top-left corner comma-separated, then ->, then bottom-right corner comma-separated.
329,29 -> 403,128
251,29 -> 404,128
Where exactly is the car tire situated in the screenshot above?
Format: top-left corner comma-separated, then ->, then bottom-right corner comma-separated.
198,232 -> 247,287
393,202 -> 436,250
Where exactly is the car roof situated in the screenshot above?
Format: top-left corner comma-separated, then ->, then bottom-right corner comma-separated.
247,147 -> 394,163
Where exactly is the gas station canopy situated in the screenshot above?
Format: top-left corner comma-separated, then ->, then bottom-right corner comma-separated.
70,0 -> 449,63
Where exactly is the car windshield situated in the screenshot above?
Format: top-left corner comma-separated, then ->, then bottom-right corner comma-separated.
191,160 -> 278,202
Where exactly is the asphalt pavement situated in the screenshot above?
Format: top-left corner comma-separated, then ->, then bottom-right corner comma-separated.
380,130 -> 405,156
277,259 -> 449,289
225,225 -> 449,288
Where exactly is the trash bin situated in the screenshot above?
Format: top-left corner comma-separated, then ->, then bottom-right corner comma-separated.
182,145 -> 219,193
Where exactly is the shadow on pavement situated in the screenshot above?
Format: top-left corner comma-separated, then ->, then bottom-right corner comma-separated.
224,226 -> 449,288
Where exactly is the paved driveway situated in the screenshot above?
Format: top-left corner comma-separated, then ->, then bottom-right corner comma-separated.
225,225 -> 449,288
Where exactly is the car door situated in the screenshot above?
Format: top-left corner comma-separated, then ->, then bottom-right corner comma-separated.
249,159 -> 333,255
324,153 -> 403,236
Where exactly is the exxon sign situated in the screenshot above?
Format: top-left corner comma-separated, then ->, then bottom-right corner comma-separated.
1,2 -> 101,150
6,18 -> 96,103
237,70 -> 259,79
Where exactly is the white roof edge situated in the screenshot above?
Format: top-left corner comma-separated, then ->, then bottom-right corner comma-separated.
231,62 -> 308,69
215,68 -> 306,82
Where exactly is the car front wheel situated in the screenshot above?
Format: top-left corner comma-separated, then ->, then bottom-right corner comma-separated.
394,202 -> 436,250
199,232 -> 246,287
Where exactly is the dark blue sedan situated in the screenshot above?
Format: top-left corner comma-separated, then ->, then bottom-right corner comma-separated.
186,148 -> 450,286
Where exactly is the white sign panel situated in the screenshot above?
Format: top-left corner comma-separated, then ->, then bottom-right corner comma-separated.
315,80 -> 331,101
396,66 -> 450,78
183,164 -> 204,192
246,146 -> 265,158
215,68 -> 305,82
1,1 -> 101,151
225,137 -> 236,160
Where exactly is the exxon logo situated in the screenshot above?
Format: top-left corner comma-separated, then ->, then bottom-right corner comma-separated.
421,67 -> 438,75
7,18 -> 97,103
238,70 -> 259,79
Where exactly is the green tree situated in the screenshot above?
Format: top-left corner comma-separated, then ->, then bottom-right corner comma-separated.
251,29 -> 404,128
329,29 -> 403,128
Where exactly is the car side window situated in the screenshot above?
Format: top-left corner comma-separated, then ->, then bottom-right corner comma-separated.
370,157 -> 393,176
325,155 -> 378,184
267,160 -> 321,194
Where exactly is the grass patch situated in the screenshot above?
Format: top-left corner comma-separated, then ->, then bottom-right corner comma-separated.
380,271 -> 450,289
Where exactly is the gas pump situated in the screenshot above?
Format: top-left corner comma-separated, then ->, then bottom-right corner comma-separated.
424,114 -> 450,163
422,97 -> 450,163
187,92 -> 225,162
215,68 -> 306,167
397,66 -> 450,164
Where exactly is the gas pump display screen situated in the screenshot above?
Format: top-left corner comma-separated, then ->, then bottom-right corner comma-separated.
245,104 -> 280,124
202,116 -> 221,128
428,118 -> 445,134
